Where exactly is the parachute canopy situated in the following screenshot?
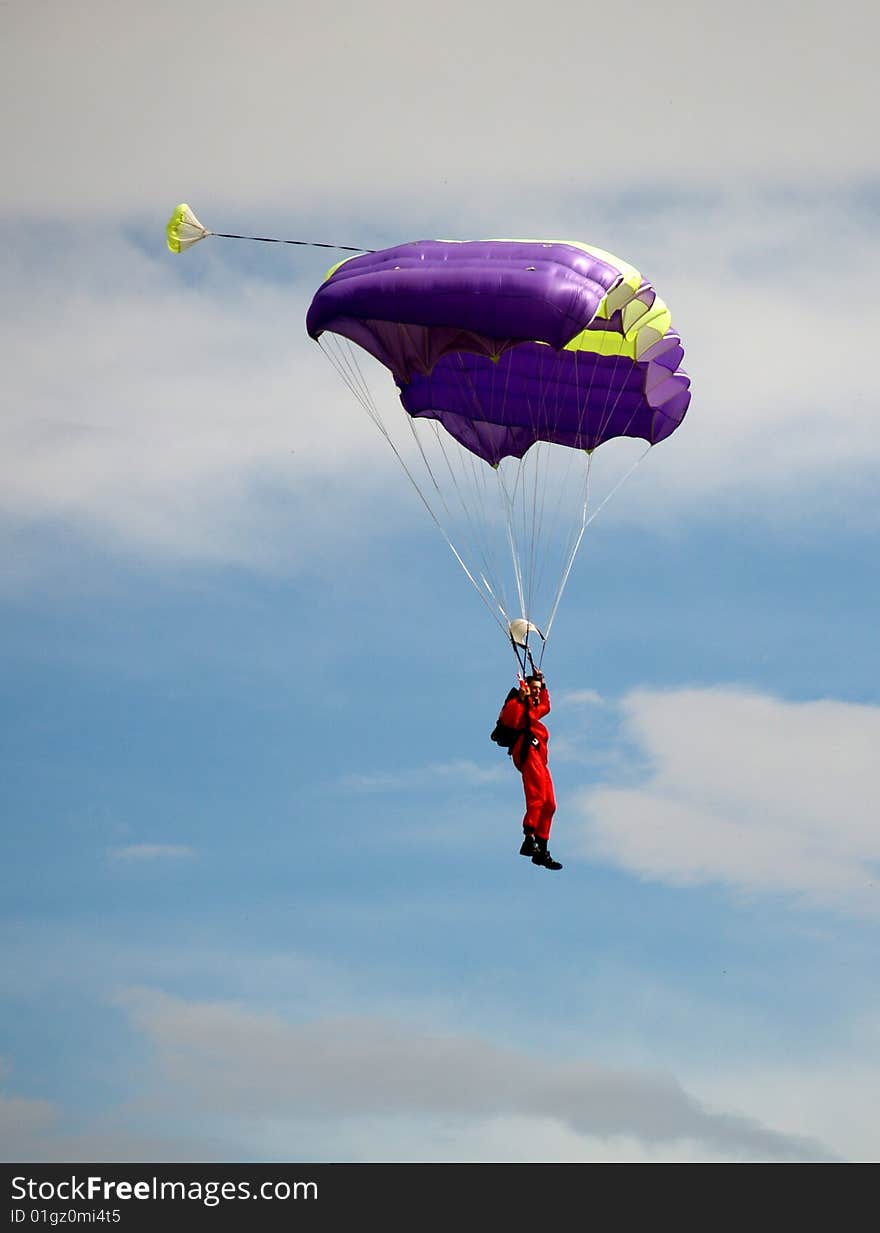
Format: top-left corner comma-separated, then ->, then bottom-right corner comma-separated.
306,239 -> 690,467
166,204 -> 209,253
307,237 -> 690,666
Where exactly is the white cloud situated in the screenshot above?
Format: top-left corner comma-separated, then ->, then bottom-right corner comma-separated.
2,2 -> 878,219
0,230 -> 394,578
299,1117 -> 765,1164
697,1059 -> 880,1166
339,759 -> 506,792
108,987 -> 829,1161
2,931 -> 877,1162
555,688 -> 604,708
573,687 -> 880,914
0,1102 -> 235,1164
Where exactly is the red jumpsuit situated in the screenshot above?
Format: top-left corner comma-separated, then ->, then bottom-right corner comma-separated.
499,687 -> 556,841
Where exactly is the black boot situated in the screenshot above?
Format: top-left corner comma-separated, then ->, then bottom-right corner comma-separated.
531,837 -> 563,870
519,830 -> 539,857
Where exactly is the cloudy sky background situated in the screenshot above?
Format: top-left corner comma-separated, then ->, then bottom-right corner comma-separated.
2,0 -> 879,1163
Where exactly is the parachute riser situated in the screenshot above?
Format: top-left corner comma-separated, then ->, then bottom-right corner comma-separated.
510,635 -> 528,678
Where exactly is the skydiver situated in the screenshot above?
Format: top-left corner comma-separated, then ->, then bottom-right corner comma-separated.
497,670 -> 562,870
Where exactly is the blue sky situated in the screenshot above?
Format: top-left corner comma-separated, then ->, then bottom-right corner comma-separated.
2,0 -> 879,1162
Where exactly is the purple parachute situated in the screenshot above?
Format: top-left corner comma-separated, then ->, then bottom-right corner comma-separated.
306,239 -> 690,466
